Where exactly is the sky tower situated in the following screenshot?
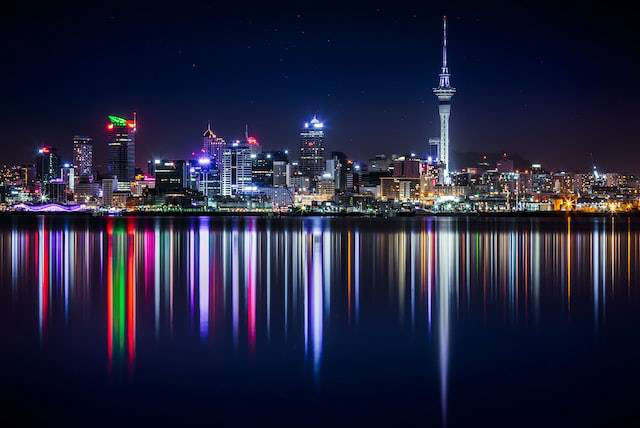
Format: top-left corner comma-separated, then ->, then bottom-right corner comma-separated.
433,16 -> 456,184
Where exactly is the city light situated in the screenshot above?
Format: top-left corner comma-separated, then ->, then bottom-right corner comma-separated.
198,157 -> 211,165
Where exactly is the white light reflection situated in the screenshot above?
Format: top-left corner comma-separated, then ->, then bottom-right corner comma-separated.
310,230 -> 323,380
437,221 -> 454,427
199,218 -> 210,339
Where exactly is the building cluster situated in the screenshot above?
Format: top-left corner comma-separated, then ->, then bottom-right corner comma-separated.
1,117 -> 638,214
1,17 -> 638,214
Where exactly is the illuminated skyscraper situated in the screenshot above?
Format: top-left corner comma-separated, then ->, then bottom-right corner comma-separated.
433,16 -> 455,184
72,136 -> 93,177
107,114 -> 136,182
35,146 -> 61,183
202,121 -> 226,170
299,116 -> 325,183
222,140 -> 253,196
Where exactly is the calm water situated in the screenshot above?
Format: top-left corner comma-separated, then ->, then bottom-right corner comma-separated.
1,215 -> 640,426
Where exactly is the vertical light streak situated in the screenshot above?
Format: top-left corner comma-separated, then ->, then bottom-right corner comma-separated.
438,223 -> 453,427
628,218 -> 631,296
267,229 -> 271,340
107,220 -> 113,372
284,230 -> 289,337
232,228 -> 239,349
593,221 -> 600,333
411,229 -> 416,330
311,232 -> 323,380
127,220 -> 136,373
117,225 -> 126,364
248,221 -> 257,357
347,230 -> 351,322
302,229 -> 309,356
11,227 -> 18,294
169,223 -> 174,334
38,217 -> 48,339
64,226 -> 70,321
154,221 -> 160,337
355,230 -> 360,322
189,226 -> 195,325
199,218 -> 210,339
323,229 -> 331,321
567,217 -> 571,310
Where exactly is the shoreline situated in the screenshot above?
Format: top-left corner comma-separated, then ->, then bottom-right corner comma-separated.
0,210 -> 636,218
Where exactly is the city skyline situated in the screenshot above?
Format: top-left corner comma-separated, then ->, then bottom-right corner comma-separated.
2,3 -> 639,173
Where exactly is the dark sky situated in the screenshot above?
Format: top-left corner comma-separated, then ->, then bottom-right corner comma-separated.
2,1 -> 639,172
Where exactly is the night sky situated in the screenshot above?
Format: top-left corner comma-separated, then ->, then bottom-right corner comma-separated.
2,1 -> 639,172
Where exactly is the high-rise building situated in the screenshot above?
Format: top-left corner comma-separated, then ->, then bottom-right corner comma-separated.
299,116 -> 326,183
202,122 -> 226,170
433,16 -> 455,184
102,178 -> 117,207
252,151 -> 288,188
35,146 -> 61,183
72,136 -> 93,177
107,114 -> 136,183
190,157 -> 221,200
427,138 -> 440,161
155,160 -> 188,196
222,140 -> 253,196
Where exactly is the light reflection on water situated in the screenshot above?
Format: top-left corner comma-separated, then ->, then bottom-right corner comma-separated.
1,215 -> 639,426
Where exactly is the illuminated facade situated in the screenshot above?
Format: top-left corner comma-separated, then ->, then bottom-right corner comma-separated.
202,121 -> 226,171
155,160 -> 188,195
222,141 -> 253,196
299,116 -> 326,183
107,115 -> 136,183
433,16 -> 455,184
72,136 -> 93,177
35,146 -> 61,183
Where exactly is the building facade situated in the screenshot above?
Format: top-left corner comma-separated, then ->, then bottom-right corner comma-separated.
299,116 -> 325,183
202,122 -> 226,171
222,141 -> 253,196
35,146 -> 61,183
72,136 -> 93,177
107,115 -> 136,183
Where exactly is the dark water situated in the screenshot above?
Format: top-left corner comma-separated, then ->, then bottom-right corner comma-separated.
1,215 -> 640,426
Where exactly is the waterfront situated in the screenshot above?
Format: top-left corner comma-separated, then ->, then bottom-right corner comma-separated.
1,215 -> 640,426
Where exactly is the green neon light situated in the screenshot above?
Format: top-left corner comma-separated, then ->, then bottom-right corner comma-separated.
108,115 -> 128,126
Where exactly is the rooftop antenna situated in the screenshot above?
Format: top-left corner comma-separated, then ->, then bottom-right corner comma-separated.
245,124 -> 249,140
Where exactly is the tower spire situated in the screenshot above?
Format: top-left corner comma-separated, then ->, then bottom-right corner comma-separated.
433,15 -> 456,185
438,16 -> 451,88
442,15 -> 447,71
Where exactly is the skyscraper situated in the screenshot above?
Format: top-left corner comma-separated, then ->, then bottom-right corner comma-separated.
433,16 -> 456,184
202,121 -> 226,170
72,136 -> 93,177
107,114 -> 136,182
35,146 -> 61,183
299,116 -> 325,184
221,140 -> 253,196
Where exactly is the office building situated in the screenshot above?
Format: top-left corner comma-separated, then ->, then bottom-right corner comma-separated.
202,122 -> 226,170
72,136 -> 93,177
299,116 -> 326,183
107,114 -> 136,182
35,146 -> 61,183
222,140 -> 253,196
155,160 -> 188,195
102,178 -> 117,207
252,151 -> 288,188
